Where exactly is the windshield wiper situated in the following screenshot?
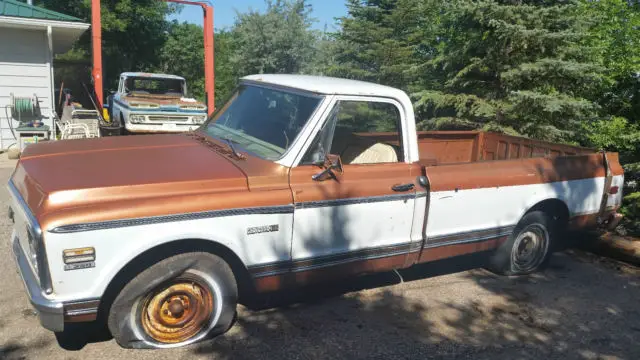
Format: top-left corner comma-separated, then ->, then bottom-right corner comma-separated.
223,137 -> 243,160
186,131 -> 246,160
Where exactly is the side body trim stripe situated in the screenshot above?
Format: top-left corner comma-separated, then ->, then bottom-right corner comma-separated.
425,225 -> 515,248
49,205 -> 295,234
48,193 -> 427,233
249,241 -> 422,278
248,224 -> 515,278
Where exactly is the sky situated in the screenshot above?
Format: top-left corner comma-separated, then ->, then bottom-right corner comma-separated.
167,0 -> 348,31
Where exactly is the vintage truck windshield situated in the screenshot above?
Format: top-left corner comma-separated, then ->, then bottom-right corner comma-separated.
203,84 -> 322,160
124,77 -> 185,96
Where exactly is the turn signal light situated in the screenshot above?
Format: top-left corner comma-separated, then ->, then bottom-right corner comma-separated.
63,247 -> 95,264
609,186 -> 619,195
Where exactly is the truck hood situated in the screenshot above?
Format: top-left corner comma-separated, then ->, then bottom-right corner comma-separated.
120,94 -> 207,110
12,134 -> 250,229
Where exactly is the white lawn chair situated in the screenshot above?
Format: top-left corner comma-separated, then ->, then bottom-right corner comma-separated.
60,122 -> 91,139
57,105 -> 101,140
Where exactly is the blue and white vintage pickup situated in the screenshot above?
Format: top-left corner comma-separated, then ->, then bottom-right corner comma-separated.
108,72 -> 208,134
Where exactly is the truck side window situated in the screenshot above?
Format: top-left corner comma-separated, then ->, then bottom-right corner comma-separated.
302,100 -> 402,165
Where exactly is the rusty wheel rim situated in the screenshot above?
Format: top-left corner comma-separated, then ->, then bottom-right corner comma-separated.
140,278 -> 214,344
511,224 -> 548,273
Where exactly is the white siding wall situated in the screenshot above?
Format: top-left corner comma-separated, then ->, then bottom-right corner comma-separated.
0,27 -> 53,150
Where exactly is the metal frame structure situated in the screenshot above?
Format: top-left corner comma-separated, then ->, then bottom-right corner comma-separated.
91,0 -> 215,116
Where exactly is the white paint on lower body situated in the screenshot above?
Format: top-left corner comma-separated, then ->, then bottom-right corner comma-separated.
426,177 -> 607,239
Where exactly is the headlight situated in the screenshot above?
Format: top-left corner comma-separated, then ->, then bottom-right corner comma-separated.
193,115 -> 207,124
26,223 -> 52,294
26,226 -> 39,270
130,115 -> 145,123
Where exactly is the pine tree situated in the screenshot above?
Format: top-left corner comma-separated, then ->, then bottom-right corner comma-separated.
412,0 -> 607,142
327,0 -> 435,90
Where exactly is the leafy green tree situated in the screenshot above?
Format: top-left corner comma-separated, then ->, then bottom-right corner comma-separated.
230,0 -> 318,76
306,25 -> 341,75
213,30 -> 238,105
38,0 -> 178,91
581,0 -> 640,129
159,22 -> 205,100
157,25 -> 249,107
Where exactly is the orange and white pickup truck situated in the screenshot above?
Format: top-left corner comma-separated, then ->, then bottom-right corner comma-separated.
8,74 -> 624,349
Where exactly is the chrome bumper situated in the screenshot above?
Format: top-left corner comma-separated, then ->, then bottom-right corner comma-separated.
11,232 -> 64,332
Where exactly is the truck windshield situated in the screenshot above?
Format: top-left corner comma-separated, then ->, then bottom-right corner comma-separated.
125,77 -> 185,96
202,84 -> 322,160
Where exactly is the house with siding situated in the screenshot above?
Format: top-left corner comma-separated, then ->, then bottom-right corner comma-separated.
0,0 -> 89,150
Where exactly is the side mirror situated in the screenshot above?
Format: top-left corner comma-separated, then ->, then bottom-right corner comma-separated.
312,154 -> 343,181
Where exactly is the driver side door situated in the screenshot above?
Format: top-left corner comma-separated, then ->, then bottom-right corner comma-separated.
288,97 -> 422,283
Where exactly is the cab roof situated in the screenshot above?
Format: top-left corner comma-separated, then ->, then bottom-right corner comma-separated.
241,74 -> 408,100
121,72 -> 185,80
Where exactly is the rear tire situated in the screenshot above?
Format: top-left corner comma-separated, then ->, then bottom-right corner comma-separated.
107,252 -> 237,349
487,211 -> 554,276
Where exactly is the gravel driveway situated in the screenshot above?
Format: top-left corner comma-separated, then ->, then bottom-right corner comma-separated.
0,159 -> 639,360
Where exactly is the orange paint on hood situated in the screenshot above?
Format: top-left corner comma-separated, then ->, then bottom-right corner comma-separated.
14,134 -> 250,230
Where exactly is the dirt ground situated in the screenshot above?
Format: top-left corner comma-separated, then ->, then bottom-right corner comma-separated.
1,159 -> 639,360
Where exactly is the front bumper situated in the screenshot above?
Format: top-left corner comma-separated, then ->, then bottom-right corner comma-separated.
11,232 -> 64,332
125,122 -> 199,133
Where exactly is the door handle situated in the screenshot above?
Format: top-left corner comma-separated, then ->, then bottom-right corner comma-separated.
392,183 -> 415,192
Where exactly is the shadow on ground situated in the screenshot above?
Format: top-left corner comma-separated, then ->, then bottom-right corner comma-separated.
189,250 -> 640,360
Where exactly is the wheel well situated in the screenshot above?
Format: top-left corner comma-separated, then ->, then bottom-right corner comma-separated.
526,199 -> 570,225
97,239 -> 255,322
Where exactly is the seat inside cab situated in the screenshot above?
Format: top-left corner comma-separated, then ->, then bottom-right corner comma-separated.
330,130 -> 400,164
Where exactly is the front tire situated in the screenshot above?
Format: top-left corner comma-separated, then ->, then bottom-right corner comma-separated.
488,211 -> 553,276
107,252 -> 237,349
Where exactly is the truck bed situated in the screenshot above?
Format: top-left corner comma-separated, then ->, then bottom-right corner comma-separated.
415,131 -> 594,166
352,130 -> 595,167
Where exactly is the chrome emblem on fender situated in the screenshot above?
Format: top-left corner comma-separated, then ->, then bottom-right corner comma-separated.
247,224 -> 279,235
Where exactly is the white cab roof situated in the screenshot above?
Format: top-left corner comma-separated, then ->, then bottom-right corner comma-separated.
121,72 -> 185,80
241,74 -> 409,100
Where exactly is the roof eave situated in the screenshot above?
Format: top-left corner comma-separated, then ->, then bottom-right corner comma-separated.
0,15 -> 89,31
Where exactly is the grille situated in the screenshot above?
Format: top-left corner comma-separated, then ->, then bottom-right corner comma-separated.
147,115 -> 190,123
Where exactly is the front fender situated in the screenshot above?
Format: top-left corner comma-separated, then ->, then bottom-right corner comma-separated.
42,211 -> 293,302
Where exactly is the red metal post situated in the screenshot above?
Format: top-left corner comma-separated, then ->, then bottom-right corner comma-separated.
91,0 -> 103,110
204,5 -> 215,115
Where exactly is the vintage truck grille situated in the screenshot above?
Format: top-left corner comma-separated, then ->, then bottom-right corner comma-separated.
147,115 -> 190,123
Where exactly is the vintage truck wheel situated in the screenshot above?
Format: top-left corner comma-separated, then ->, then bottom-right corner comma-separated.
487,211 -> 553,276
107,252 -> 237,349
